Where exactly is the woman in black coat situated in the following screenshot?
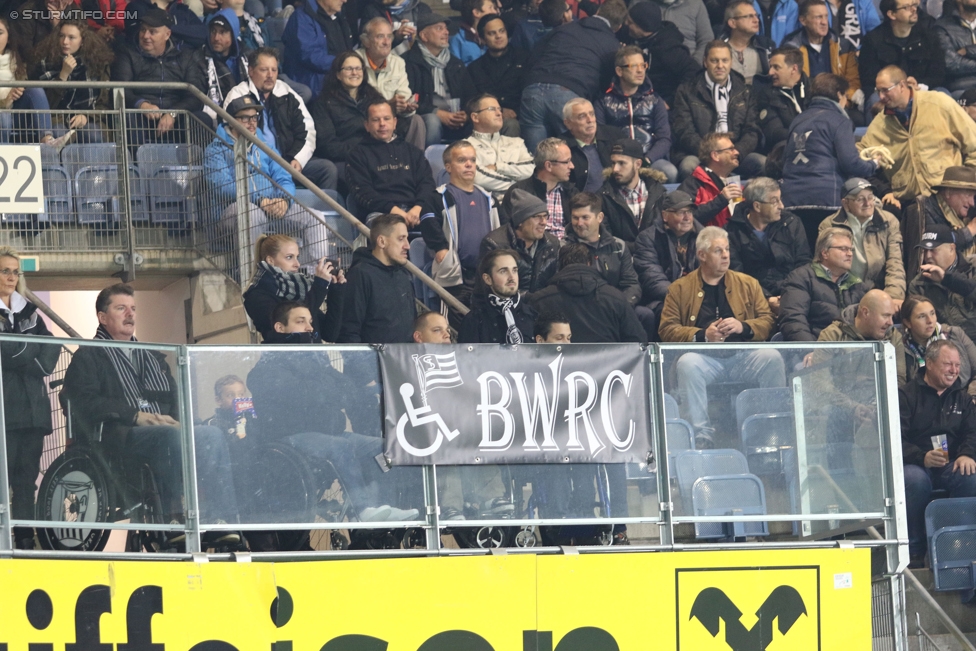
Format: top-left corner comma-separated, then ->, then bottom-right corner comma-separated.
0,247 -> 60,549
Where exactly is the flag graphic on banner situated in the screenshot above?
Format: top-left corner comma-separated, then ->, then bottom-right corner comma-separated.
413,353 -> 463,405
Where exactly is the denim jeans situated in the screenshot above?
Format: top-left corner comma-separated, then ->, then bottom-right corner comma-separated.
0,88 -> 53,143
519,83 -> 580,152
904,462 -> 976,557
421,112 -> 468,148
675,349 -> 786,444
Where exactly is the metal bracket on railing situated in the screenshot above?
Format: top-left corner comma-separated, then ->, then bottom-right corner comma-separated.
660,502 -> 672,512
113,253 -> 144,284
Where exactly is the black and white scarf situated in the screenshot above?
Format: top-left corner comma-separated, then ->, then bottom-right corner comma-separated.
706,76 -> 732,133
94,325 -> 171,415
488,292 -> 523,344
252,261 -> 315,302
243,12 -> 266,47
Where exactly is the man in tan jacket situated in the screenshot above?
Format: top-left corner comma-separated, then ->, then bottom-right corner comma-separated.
859,65 -> 976,202
659,225 -> 783,447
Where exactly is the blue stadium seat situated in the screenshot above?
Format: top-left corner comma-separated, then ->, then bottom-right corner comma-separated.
735,387 -> 792,433
692,474 -> 769,540
425,145 -> 448,182
926,497 -> 976,591
664,183 -> 680,193
663,392 -> 679,419
674,449 -> 749,513
39,143 -> 60,165
408,237 -> 440,311
62,143 -> 117,182
136,144 -> 204,226
293,188 -> 357,250
74,165 -> 122,225
39,164 -> 72,224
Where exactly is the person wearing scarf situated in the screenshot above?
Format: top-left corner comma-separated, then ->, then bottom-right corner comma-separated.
901,294 -> 976,394
59,284 -> 240,545
458,248 -> 537,343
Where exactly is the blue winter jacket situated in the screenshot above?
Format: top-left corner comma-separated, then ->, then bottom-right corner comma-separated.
781,96 -> 877,208
282,0 -> 339,98
449,28 -> 486,65
204,124 -> 295,207
595,77 -> 671,163
752,0 -> 879,46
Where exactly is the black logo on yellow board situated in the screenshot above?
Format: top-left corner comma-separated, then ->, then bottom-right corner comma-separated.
690,586 -> 807,651
676,566 -> 821,651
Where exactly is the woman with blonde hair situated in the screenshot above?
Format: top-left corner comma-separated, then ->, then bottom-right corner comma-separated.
242,234 -> 346,341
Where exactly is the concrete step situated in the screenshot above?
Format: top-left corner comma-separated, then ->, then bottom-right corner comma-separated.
905,568 -> 976,635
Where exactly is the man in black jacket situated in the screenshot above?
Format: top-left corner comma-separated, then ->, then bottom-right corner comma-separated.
530,243 -> 647,343
467,15 -> 528,120
197,15 -> 248,126
501,137 -> 576,237
750,47 -> 811,154
908,224 -> 976,344
562,98 -> 624,193
519,0 -> 628,150
626,0 -> 701,105
112,7 -> 207,145
901,340 -> 976,564
480,189 -> 560,294
727,176 -> 811,315
598,139 -> 667,251
458,248 -> 537,343
404,13 -> 478,147
632,189 -> 703,333
338,214 -> 416,343
779,227 -> 867,340
345,97 -> 436,225
671,40 -> 761,180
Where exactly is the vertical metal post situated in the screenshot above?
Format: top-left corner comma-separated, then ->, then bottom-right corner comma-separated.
0,350 -> 12,553
878,342 -> 909,574
233,135 -> 253,287
890,573 -> 909,651
423,464 -> 441,551
114,88 -> 137,282
649,346 -> 673,547
175,348 -> 202,553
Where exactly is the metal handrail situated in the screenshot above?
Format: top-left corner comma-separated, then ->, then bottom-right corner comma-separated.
0,80 -> 470,316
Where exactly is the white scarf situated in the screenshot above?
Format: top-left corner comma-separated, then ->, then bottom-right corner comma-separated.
0,53 -> 15,104
706,75 -> 731,133
419,43 -> 451,100
488,292 -> 523,344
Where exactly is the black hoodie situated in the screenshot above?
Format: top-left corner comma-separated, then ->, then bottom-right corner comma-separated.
344,135 -> 436,220
337,248 -> 416,344
530,264 -> 647,344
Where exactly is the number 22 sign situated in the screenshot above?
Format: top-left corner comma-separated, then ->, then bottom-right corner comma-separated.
0,146 -> 45,214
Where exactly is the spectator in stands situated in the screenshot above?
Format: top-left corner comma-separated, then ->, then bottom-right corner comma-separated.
338,213 -> 416,343
507,0 -> 550,50
205,93 -> 334,268
819,178 -> 906,308
678,132 -> 742,228
248,301 -> 420,526
727,176 -> 810,314
531,242 -> 646,341
481,188 -> 560,293
214,0 -> 270,53
345,97 -> 436,225
860,66 -> 976,203
420,140 -> 500,310
404,13 -> 477,147
458,248 -> 537,342
625,1 -> 701,106
782,72 -> 880,208
659,226 -> 781,446
534,309 -> 571,342
450,0 -> 497,63
671,41 -> 761,180
124,0 -> 208,49
519,0 -> 627,150
562,98 -> 624,194
311,50 -> 383,167
751,0 -> 799,46
412,310 -> 452,342
598,138 -> 667,250
817,287 -> 905,355
197,16 -> 247,127
654,0 -> 713,60
225,48 -> 338,190
721,0 -> 774,84
779,227 -> 868,340
632,189 -> 703,336
282,0 -> 355,99
900,339 -> 976,566
901,294 -> 976,395
30,19 -> 112,144
752,47 -> 811,154
859,0 -> 945,99
356,17 -> 426,151
201,374 -> 254,508
111,8 -> 207,144
357,0 -> 429,56
60,284 -> 240,543
467,15 -> 528,122
242,230 -> 343,340
782,0 -> 863,117
960,87 -> 976,120
909,224 -> 976,344
904,167 -> 976,276
467,93 -> 534,201
0,247 -> 59,550
596,45 -> 677,183
501,137 -> 576,238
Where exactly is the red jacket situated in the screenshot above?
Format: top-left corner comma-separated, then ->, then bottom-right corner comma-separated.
679,165 -> 732,228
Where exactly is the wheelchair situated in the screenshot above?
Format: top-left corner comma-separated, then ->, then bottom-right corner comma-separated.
35,386 -> 170,553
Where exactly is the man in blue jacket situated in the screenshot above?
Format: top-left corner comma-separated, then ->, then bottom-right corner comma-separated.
518,0 -> 627,151
282,0 -> 356,99
204,94 -> 332,266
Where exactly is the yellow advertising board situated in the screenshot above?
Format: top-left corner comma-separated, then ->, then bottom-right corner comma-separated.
0,548 -> 870,650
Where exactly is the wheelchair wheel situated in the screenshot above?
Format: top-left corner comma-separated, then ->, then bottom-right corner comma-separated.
125,463 -> 166,553
36,446 -> 115,552
247,443 -> 318,523
453,525 -> 513,549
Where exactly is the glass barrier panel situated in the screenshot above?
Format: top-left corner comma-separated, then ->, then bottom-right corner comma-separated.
0,333 -> 186,552
187,346 -> 424,531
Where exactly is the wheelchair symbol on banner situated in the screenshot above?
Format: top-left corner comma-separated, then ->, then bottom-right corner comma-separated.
396,353 -> 463,457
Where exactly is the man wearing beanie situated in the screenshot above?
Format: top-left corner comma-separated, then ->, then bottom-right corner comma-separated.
480,188 -> 561,294
627,1 -> 701,105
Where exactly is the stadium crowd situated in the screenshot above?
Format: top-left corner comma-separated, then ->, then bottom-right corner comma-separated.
5,0 -> 976,560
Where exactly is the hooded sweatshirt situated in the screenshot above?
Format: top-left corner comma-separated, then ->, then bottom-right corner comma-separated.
337,248 -> 416,343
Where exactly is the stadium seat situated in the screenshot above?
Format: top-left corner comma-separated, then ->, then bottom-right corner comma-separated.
735,387 -> 792,434
74,165 -> 122,225
425,145 -> 448,182
408,237 -> 440,312
663,392 -> 679,419
39,164 -> 73,224
664,183 -> 680,193
62,143 -> 117,183
674,449 -> 750,513
926,497 -> 976,591
136,144 -> 204,226
692,473 -> 769,540
293,188 -> 358,253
